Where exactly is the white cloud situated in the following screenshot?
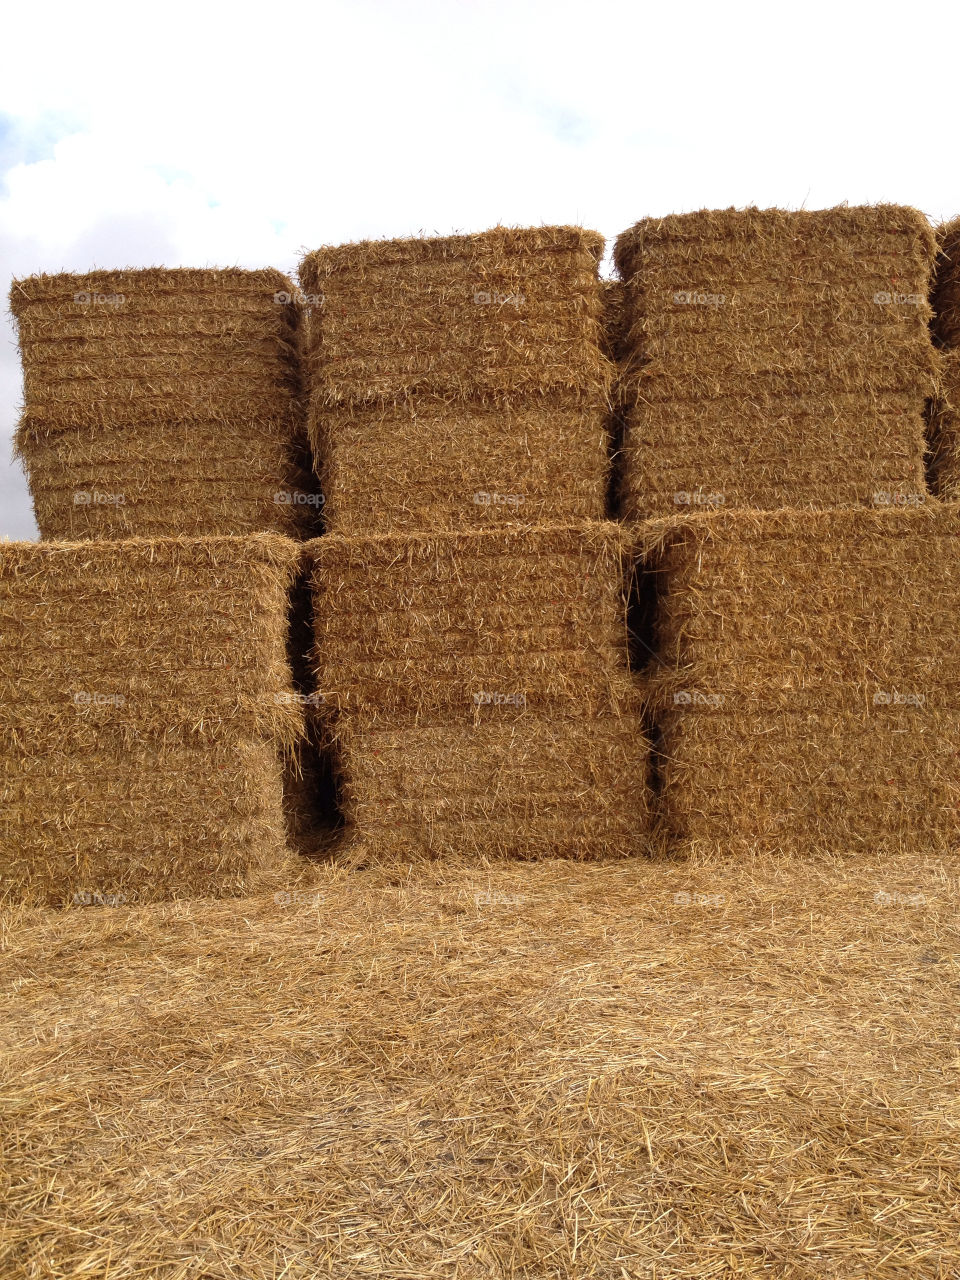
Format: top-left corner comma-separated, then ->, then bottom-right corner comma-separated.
2,0 -> 959,537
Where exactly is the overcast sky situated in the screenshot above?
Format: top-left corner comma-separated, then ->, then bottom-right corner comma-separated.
2,0 -> 959,539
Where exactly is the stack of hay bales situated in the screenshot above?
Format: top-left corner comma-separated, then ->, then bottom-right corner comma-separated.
613,205 -> 939,517
638,507 -> 960,854
0,534 -> 303,905
10,269 -> 318,540
300,225 -> 650,861
309,525 -> 649,860
929,218 -> 960,499
297,227 -> 612,534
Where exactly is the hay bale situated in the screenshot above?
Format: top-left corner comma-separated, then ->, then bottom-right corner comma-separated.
313,392 -> 608,535
932,216 -> 960,348
638,506 -> 960,854
298,227 -> 613,533
299,226 -> 610,405
9,269 -> 317,539
308,524 -> 636,723
928,349 -> 960,498
0,534 -> 304,905
613,205 -> 939,517
332,712 -> 650,861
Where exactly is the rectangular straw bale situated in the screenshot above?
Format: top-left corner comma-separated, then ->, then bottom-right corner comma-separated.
330,710 -> 650,861
298,226 -> 612,406
613,205 -> 938,517
10,268 -> 302,430
314,392 -> 608,534
928,349 -> 960,499
1,737 -> 288,905
308,524 -> 636,725
639,506 -> 960,854
18,424 -> 319,540
0,534 -> 304,905
10,269 -> 315,539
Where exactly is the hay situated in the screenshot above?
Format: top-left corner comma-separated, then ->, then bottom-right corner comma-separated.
9,269 -> 317,539
599,278 -> 627,364
0,534 -> 304,905
636,505 -> 960,854
313,392 -> 608,535
298,227 -> 613,534
613,205 -> 939,517
298,226 -> 610,405
932,216 -> 960,348
331,712 -> 649,861
308,523 -> 649,861
308,523 -> 637,723
2,854 -> 958,1276
928,349 -> 960,498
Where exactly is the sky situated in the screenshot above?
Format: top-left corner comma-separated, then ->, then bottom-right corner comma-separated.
2,0 -> 959,538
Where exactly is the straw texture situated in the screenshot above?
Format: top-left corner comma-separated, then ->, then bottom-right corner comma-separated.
313,393 -> 608,534
613,205 -> 938,517
309,524 -> 637,722
0,534 -> 304,904
308,525 -> 649,860
2,854 -> 958,1277
298,227 -> 613,534
9,269 -> 317,539
638,506 -> 960,854
332,713 -> 649,862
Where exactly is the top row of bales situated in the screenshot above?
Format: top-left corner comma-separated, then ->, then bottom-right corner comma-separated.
297,227 -> 612,533
10,207 -> 960,542
613,205 -> 940,517
10,269 -> 317,541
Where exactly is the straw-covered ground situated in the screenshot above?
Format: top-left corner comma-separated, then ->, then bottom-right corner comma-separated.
2,851 -> 958,1279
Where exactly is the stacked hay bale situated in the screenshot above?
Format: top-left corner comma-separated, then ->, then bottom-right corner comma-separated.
309,525 -> 649,860
0,534 -> 304,905
638,507 -> 960,854
613,205 -> 939,517
9,269 -> 319,540
297,227 -> 612,534
929,218 -> 960,498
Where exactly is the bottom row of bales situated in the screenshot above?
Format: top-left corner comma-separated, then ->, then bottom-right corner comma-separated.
1,508 -> 959,905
